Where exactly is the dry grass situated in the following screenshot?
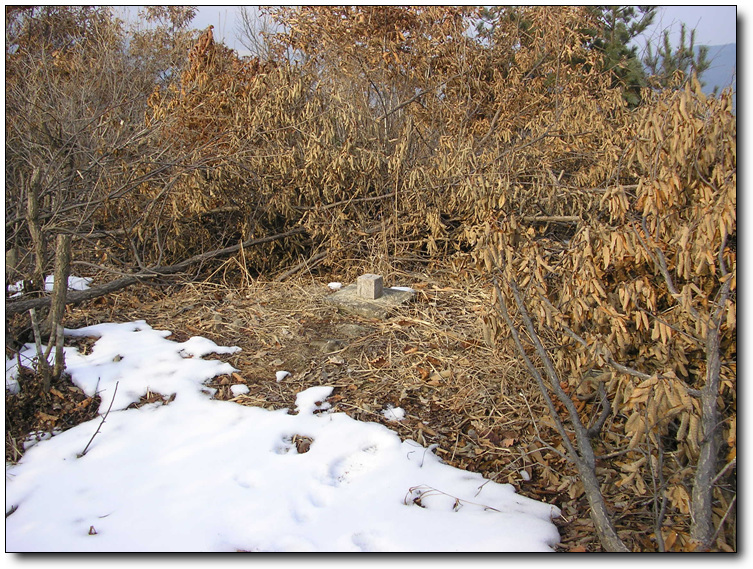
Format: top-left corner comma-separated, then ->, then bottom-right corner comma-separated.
10,261 -> 735,551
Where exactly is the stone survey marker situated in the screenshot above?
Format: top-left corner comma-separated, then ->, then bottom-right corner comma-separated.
357,273 -> 383,300
324,274 -> 414,319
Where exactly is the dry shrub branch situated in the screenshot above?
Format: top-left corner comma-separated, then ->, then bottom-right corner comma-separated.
483,78 -> 735,551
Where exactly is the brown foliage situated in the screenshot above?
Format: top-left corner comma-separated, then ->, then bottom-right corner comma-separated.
135,6 -> 623,274
482,78 -> 736,550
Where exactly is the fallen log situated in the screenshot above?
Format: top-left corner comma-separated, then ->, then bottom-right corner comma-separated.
5,227 -> 306,316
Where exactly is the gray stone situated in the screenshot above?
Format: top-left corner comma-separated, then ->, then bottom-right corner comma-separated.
324,284 -> 414,319
357,273 -> 384,299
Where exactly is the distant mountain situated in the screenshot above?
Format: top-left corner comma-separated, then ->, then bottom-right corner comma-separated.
698,43 -> 736,111
698,44 -> 736,93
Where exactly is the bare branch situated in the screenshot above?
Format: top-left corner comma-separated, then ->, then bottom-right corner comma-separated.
539,295 -> 704,397
494,275 -> 629,552
492,277 -> 577,460
522,215 -> 580,223
632,218 -> 701,320
6,227 -> 307,316
710,456 -> 736,487
375,73 -> 463,122
586,382 -> 612,438
79,381 -> 119,458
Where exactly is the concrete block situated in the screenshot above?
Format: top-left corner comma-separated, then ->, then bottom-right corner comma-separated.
324,283 -> 414,320
357,273 -> 383,300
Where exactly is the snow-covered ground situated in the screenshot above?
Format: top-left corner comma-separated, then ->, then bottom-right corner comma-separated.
5,320 -> 561,552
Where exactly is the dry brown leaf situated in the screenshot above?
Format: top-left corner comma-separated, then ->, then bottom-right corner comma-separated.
49,388 -> 66,400
425,356 -> 442,367
568,545 -> 587,553
36,412 -> 59,423
369,356 -> 388,368
417,423 -> 438,436
426,374 -> 442,386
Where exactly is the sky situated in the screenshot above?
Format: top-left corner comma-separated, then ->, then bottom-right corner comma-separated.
189,5 -> 739,58
642,5 -> 737,47
5,297 -> 561,552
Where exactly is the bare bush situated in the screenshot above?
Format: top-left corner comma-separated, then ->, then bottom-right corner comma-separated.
483,78 -> 735,551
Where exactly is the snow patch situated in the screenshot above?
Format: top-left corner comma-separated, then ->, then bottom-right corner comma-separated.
45,274 -> 93,292
7,274 -> 93,298
295,386 -> 333,415
381,405 -> 405,422
230,384 -> 250,396
275,370 -> 290,382
5,319 -> 561,552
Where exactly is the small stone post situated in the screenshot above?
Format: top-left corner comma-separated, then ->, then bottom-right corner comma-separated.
357,273 -> 383,300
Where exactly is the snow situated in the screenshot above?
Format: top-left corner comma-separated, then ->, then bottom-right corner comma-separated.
5,320 -> 561,552
276,370 -> 291,382
6,281 -> 23,297
230,384 -> 249,396
382,404 -> 406,422
7,274 -> 93,298
5,361 -> 21,394
45,274 -> 93,291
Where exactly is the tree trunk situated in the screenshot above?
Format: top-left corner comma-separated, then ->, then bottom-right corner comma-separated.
47,234 -> 72,382
26,168 -> 46,290
690,310 -> 724,550
46,234 -> 71,336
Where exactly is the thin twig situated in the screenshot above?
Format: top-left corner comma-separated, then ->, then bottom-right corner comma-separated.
375,73 -> 462,122
79,381 -> 119,458
709,494 -> 736,547
275,250 -> 328,281
492,277 -> 577,460
710,457 -> 737,487
586,382 -> 611,438
520,391 -> 568,461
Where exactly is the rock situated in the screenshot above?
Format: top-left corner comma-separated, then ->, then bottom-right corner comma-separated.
357,274 -> 383,300
324,284 -> 414,319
